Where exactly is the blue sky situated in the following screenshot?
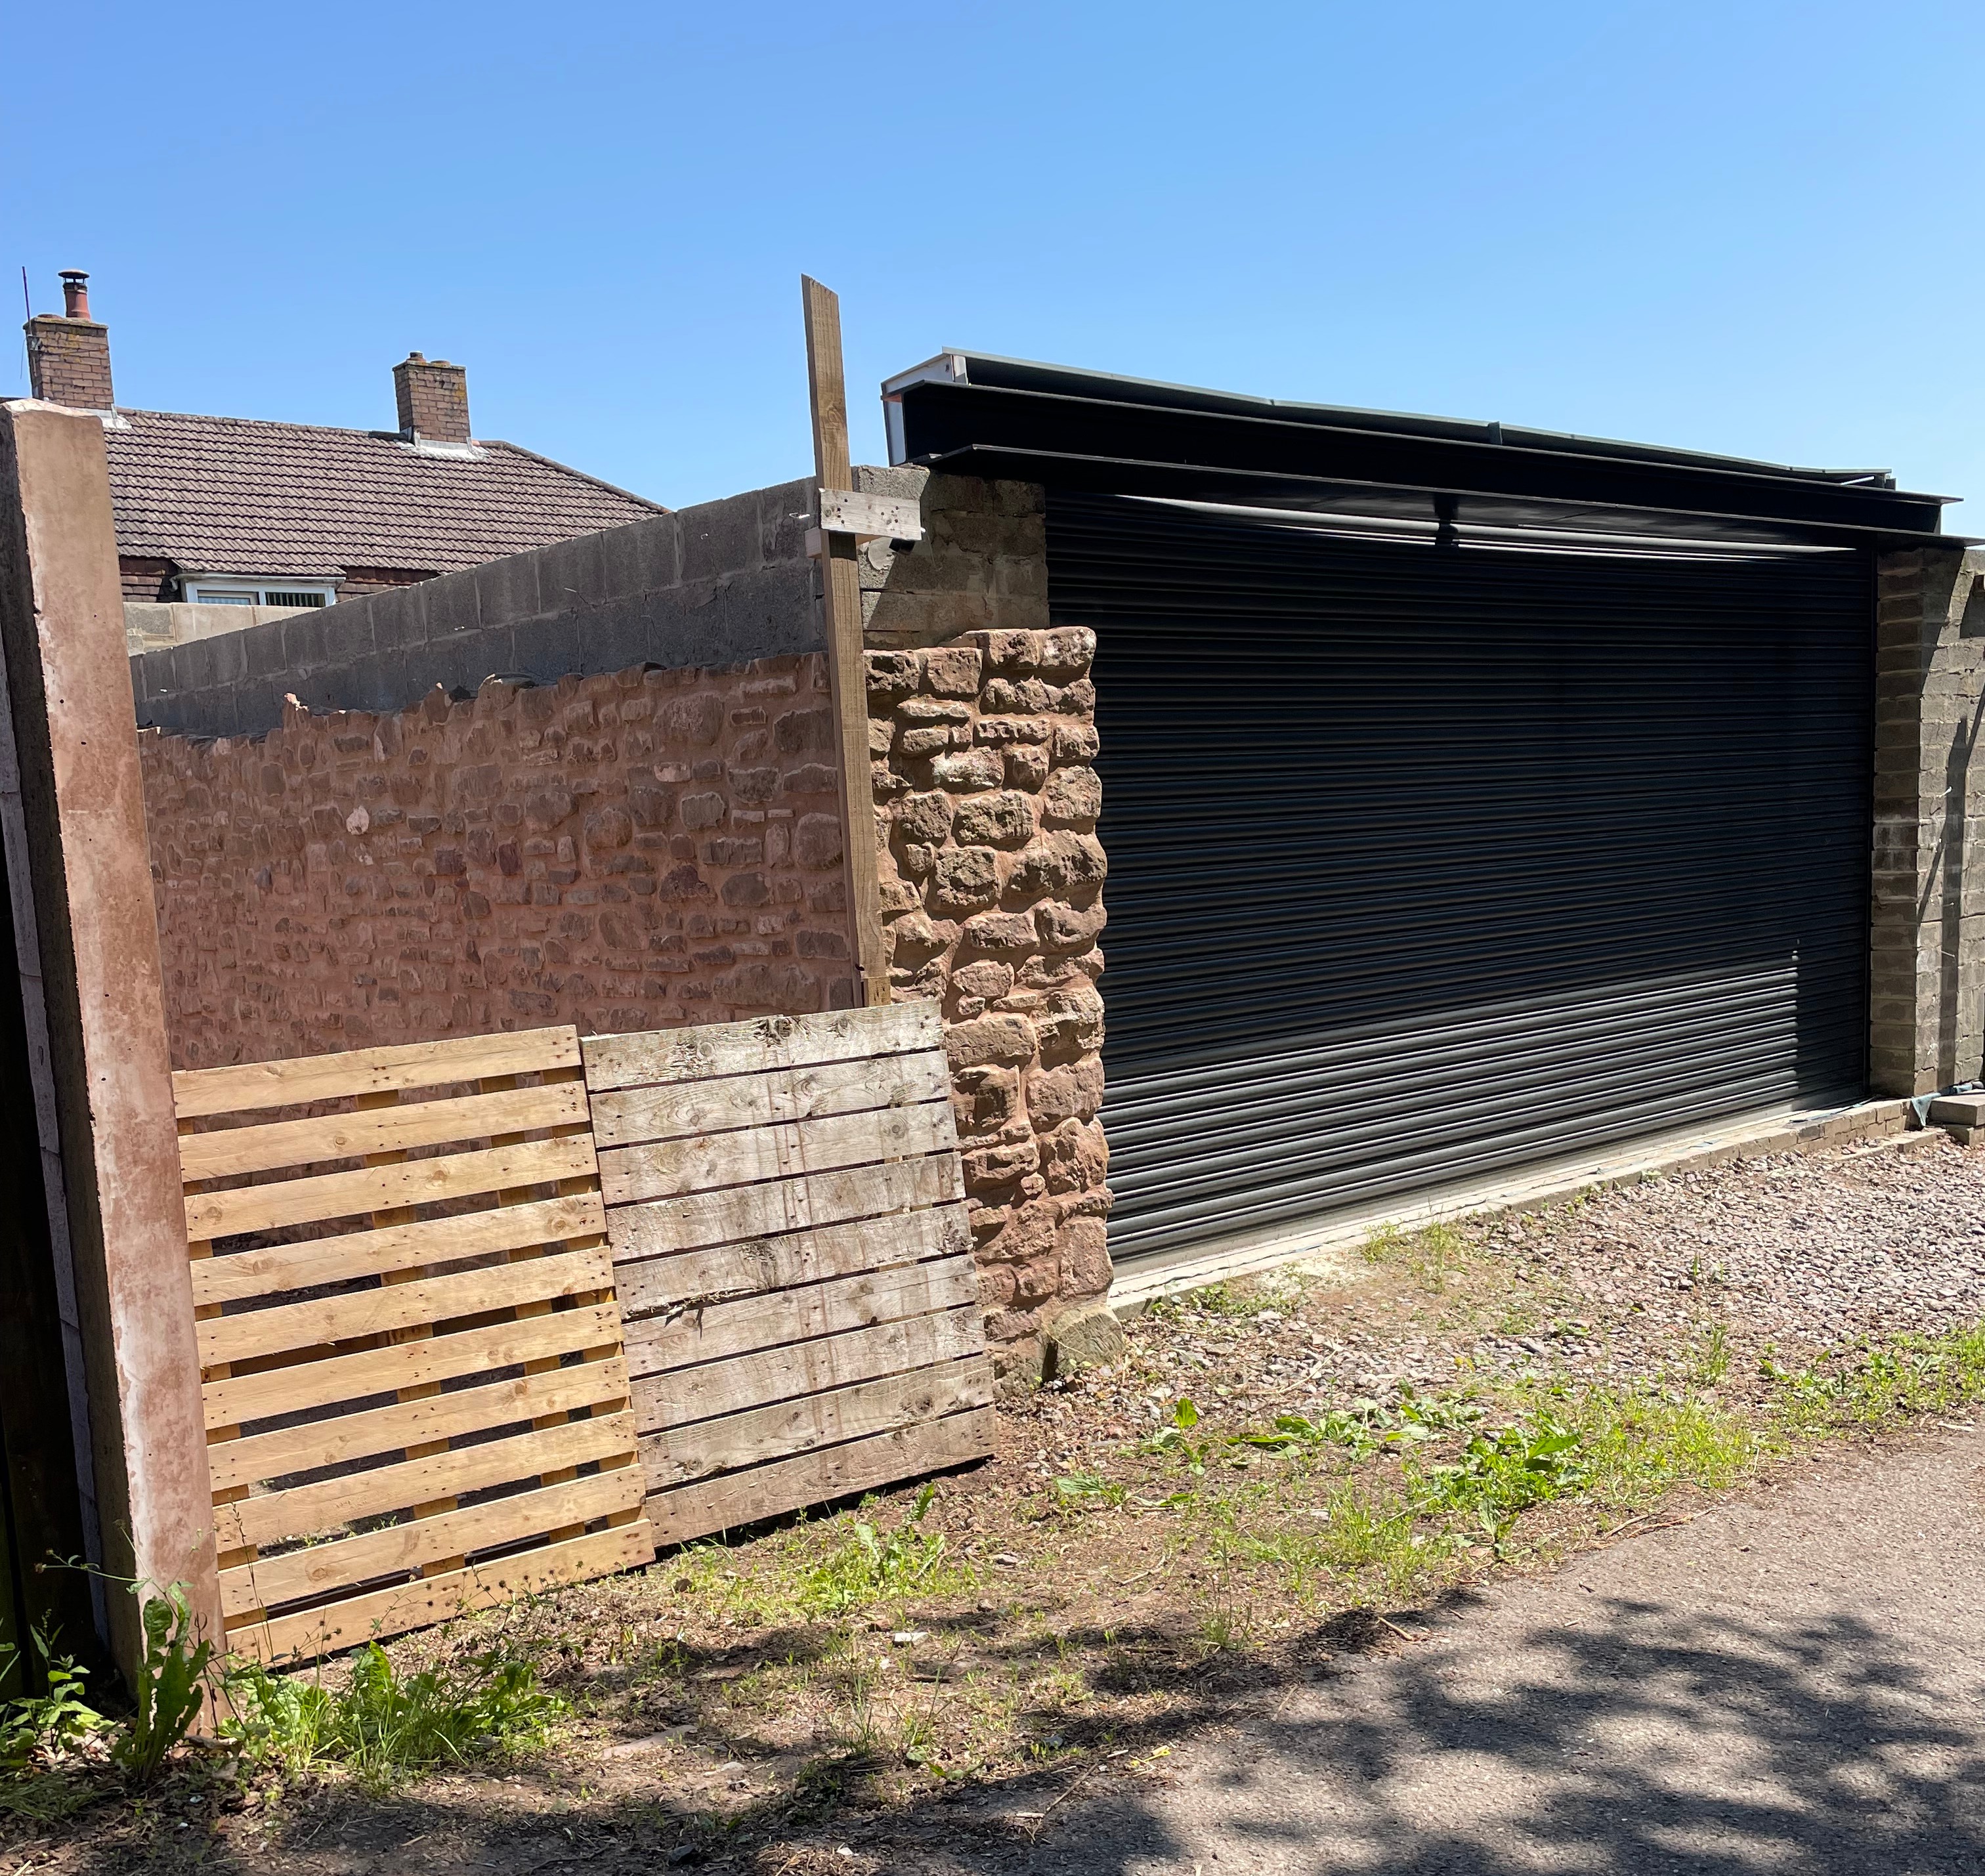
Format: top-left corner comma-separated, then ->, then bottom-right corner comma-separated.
7,2 -> 1981,521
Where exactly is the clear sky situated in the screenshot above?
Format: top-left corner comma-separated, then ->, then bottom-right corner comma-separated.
7,1 -> 1981,522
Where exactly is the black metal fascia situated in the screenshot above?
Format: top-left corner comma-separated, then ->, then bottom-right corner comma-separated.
893,379 -> 1954,545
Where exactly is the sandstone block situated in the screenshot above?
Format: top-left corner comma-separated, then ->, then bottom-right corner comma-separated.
1035,981 -> 1105,1059
930,750 -> 1003,793
1038,627 -> 1096,679
1042,1116 -> 1109,1194
946,1012 -> 1037,1069
1012,1250 -> 1061,1304
1010,831 -> 1107,897
964,1140 -> 1040,1191
896,725 -> 958,759
1003,745 -> 1050,792
953,1063 -> 1023,1132
662,694 -> 723,747
1025,1057 -> 1105,1128
897,697 -> 972,725
894,790 -> 955,845
973,715 -> 1054,747
680,791 -> 726,830
887,912 -> 955,958
951,959 -> 1015,1001
1035,899 -> 1106,951
1041,766 -> 1100,830
924,647 -> 985,697
864,652 -> 920,703
868,719 -> 893,757
1042,1298 -> 1122,1378
961,910 -> 1037,953
954,790 -> 1037,849
1052,721 -> 1101,763
983,677 -> 1056,714
931,846 -> 1000,911
981,630 -> 1038,673
794,813 -> 843,868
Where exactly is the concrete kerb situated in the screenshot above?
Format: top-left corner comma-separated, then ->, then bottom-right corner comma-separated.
1109,1098 -> 1916,1317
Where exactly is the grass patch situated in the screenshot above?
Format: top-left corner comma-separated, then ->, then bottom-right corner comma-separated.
1768,1322 -> 1985,1433
801,1485 -> 973,1617
1363,1221 -> 1474,1292
223,1642 -> 565,1793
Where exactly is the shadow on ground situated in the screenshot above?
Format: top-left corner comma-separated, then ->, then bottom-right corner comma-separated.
45,1595 -> 1985,1873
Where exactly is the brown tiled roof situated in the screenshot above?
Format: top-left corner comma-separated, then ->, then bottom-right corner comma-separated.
102,408 -> 665,580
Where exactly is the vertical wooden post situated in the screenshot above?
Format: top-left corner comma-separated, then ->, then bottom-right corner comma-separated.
0,400 -> 221,1678
801,276 -> 890,1008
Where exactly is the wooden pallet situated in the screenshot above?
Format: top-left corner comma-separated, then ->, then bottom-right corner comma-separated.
585,1002 -> 994,1545
174,1027 -> 656,1663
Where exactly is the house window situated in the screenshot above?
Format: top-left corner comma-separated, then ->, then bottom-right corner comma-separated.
183,581 -> 333,608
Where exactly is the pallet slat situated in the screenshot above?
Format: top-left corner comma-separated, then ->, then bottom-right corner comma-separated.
589,1052 -> 949,1151
207,1357 -> 631,1496
237,1524 -> 656,1663
221,1467 -> 645,1617
641,1357 -> 992,1489
173,1027 -> 584,1119
582,1002 -> 939,1090
623,1254 -> 977,1371
190,1193 -> 607,1308
186,1134 -> 597,1241
599,1102 -> 950,1208
646,1410 -> 996,1547
219,1412 -> 640,1553
202,1300 -> 622,1434
179,1082 -> 589,1182
198,1245 -> 614,1368
606,1153 -> 962,1262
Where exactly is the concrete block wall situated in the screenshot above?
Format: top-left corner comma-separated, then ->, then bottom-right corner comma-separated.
129,477 -> 821,740
866,628 -> 1111,1376
854,467 -> 1049,650
140,656 -> 857,1069
1871,544 -> 1985,1095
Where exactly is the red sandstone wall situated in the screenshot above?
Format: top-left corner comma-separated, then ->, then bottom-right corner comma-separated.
866,627 -> 1109,1369
140,656 -> 857,1069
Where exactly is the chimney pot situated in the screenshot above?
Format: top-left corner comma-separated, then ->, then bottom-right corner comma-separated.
59,270 -> 91,320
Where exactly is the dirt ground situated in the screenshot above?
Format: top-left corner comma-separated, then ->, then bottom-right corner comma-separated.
8,1126 -> 1985,1874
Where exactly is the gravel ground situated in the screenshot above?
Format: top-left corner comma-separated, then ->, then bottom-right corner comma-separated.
1009,1129 -> 1985,1468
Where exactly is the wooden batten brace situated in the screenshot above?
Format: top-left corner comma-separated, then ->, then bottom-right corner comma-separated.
801,276 -> 891,1009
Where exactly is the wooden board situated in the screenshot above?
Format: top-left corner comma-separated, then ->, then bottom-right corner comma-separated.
580,1002 -> 938,1090
593,1002 -> 992,1546
175,1026 -> 653,1663
647,1409 -> 997,1546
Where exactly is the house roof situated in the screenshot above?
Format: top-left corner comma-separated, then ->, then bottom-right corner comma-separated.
102,407 -> 665,580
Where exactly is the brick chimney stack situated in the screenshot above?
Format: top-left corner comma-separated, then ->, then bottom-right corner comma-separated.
24,269 -> 114,410
393,352 -> 471,444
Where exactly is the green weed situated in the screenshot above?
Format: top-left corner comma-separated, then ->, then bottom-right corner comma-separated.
1363,1221 -> 1472,1290
1693,1321 -> 1733,1387
1767,1323 -> 1985,1432
1143,1397 -> 1218,1475
224,1643 -> 565,1792
801,1485 -> 966,1616
1407,1409 -> 1589,1550
113,1583 -> 212,1783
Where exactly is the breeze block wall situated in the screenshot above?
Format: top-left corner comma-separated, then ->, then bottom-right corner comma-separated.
866,626 -> 1111,1376
141,655 -> 856,1069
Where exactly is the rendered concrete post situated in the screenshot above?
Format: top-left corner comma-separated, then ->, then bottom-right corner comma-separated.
1870,543 -> 1985,1096
0,401 -> 219,1674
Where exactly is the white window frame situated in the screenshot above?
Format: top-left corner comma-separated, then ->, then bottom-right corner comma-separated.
181,578 -> 338,608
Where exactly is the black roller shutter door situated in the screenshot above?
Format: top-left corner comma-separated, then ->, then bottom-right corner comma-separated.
1050,494 -> 1873,1269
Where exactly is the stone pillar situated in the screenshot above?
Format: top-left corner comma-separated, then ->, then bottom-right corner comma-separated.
1871,543 -> 1985,1096
0,401 -> 219,1675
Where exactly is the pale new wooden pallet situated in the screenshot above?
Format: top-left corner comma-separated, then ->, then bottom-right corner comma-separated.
173,1026 -> 657,1663
586,1003 -> 994,1546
